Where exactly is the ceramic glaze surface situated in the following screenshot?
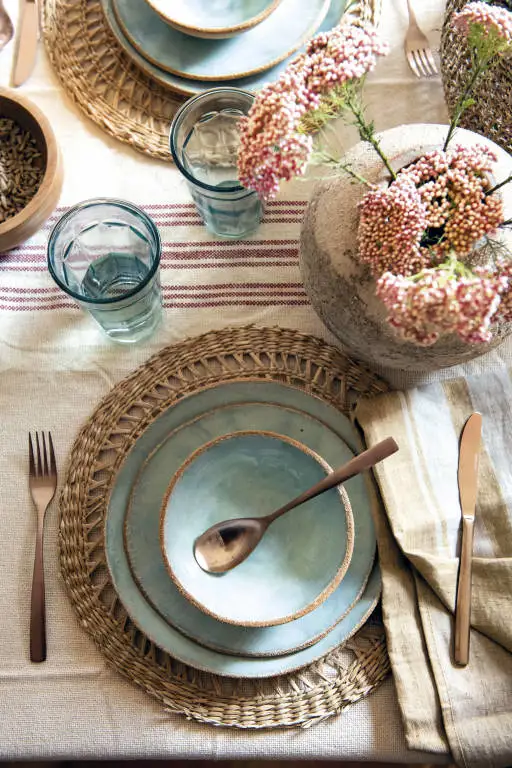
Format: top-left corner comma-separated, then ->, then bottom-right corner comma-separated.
112,0 -> 329,80
161,430 -> 352,626
125,399 -> 375,657
146,0 -> 281,36
101,0 -> 347,95
105,379 -> 380,677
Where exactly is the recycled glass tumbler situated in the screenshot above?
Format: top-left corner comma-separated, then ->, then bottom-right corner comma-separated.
47,198 -> 162,344
170,88 -> 263,239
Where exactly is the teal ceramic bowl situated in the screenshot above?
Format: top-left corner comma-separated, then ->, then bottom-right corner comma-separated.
145,0 -> 283,39
160,430 -> 354,627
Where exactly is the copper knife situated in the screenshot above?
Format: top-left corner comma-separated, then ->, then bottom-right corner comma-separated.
11,0 -> 39,88
454,411 -> 482,667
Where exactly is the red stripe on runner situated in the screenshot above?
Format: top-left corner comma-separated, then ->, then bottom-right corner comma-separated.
0,287 -> 307,302
1,281 -> 304,294
163,281 -> 304,290
0,261 -> 301,272
0,286 -> 62,293
0,298 -> 310,311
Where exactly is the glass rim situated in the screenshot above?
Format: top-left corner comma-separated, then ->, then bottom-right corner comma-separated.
169,87 -> 255,195
47,197 -> 162,306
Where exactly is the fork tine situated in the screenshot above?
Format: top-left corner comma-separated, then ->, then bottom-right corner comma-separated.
418,48 -> 434,77
406,50 -> 420,78
48,432 -> 57,477
29,433 -> 36,477
414,50 -> 429,78
35,432 -> 42,477
425,47 -> 438,75
407,51 -> 421,77
41,433 -> 49,476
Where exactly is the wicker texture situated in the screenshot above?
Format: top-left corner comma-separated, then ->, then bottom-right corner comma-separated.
441,0 -> 512,153
41,0 -> 380,161
58,325 -> 391,729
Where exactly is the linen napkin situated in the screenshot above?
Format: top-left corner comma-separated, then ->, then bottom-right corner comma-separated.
354,370 -> 512,768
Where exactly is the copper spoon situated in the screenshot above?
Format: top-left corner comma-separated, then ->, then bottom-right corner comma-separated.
0,1 -> 14,51
194,436 -> 399,574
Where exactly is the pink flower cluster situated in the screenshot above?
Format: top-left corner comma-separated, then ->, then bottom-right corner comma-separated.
358,145 -> 504,280
487,259 -> 512,323
376,268 -> 507,345
398,144 -> 503,258
237,23 -> 389,198
453,1 -> 512,47
357,143 -> 511,345
358,180 -> 429,277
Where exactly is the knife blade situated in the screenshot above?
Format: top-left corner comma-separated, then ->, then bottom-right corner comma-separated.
454,411 -> 482,667
11,0 -> 39,88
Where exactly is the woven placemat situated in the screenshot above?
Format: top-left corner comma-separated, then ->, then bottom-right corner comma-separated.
59,325 -> 391,729
441,0 -> 512,153
42,0 -> 381,161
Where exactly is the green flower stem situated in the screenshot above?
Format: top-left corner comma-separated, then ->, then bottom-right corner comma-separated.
485,174 -> 512,197
443,59 -> 489,151
410,253 -> 475,284
312,151 -> 375,188
346,94 -> 397,181
501,218 -> 512,227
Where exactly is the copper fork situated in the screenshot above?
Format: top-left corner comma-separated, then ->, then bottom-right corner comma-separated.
404,0 -> 438,78
28,432 -> 57,663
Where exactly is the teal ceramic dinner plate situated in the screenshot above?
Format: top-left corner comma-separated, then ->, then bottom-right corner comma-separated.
112,0 -> 330,81
146,0 -> 282,39
101,0 -> 347,95
125,399 -> 375,657
106,379 -> 381,678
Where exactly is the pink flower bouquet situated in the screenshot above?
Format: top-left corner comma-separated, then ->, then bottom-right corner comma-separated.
237,1 -> 512,347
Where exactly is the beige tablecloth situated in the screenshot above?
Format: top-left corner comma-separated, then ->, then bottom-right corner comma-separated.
0,0 -> 503,761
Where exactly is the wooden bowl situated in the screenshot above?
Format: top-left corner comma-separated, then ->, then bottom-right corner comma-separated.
0,87 -> 63,253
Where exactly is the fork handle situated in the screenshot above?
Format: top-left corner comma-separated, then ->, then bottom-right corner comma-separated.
30,525 -> 46,662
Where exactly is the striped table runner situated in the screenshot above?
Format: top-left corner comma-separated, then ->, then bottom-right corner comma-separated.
0,201 -> 311,310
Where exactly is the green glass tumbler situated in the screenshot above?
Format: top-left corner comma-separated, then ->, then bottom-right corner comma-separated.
170,88 -> 263,239
47,198 -> 162,344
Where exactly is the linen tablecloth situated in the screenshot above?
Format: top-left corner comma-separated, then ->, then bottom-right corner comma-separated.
0,0 -> 506,761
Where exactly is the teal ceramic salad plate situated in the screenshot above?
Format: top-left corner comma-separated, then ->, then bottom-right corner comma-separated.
125,397 -> 376,657
146,0 -> 283,39
160,429 -> 354,627
112,0 -> 330,80
101,0 -> 347,96
106,379 -> 381,677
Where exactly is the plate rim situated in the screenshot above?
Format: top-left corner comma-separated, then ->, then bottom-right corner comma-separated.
145,0 -> 283,37
112,0 -> 330,81
105,378 -> 381,678
124,396 -> 376,658
100,0 -> 348,97
159,427 -> 355,627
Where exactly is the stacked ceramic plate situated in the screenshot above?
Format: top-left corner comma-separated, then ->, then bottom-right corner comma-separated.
105,378 -> 381,678
100,0 -> 349,96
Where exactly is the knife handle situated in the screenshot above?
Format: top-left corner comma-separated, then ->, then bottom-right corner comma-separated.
454,516 -> 475,666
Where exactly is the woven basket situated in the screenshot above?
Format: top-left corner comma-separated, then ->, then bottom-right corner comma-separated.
440,0 -> 512,153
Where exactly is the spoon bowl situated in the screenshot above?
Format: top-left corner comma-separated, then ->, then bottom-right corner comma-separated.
194,436 -> 399,574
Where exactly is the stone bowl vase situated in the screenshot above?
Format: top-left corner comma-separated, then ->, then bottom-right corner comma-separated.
299,123 -> 512,372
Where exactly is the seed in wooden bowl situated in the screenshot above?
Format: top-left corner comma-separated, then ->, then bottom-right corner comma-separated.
0,117 -> 44,223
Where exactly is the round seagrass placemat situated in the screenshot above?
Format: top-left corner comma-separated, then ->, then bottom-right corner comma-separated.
41,0 -> 381,161
59,325 -> 391,728
441,0 -> 512,153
